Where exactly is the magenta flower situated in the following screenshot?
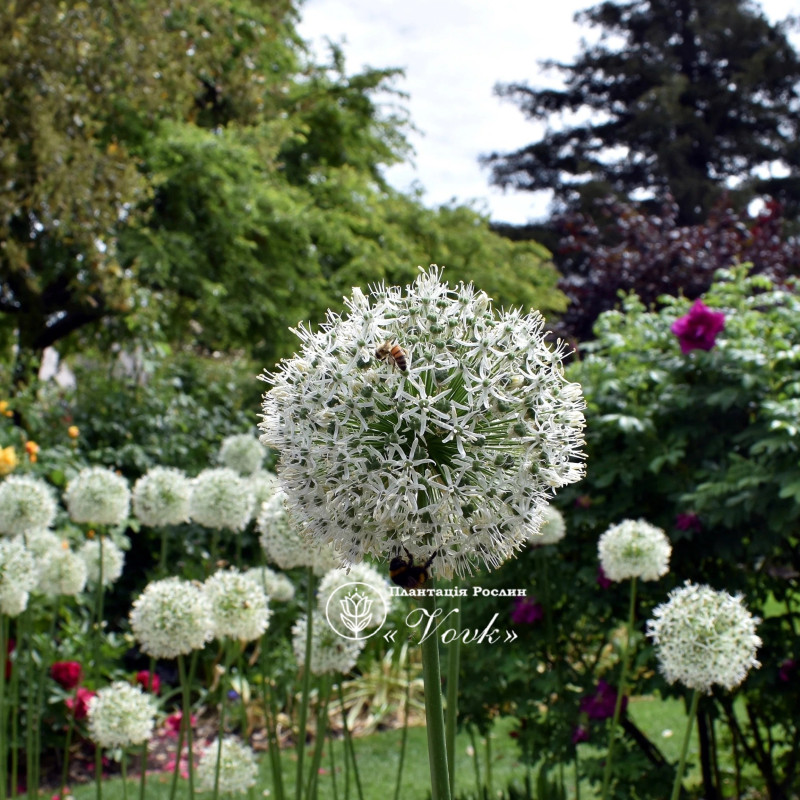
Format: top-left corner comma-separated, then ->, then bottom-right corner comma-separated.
596,566 -> 612,589
572,725 -> 590,744
511,596 -> 544,625
579,680 -> 627,720
779,658 -> 797,682
675,512 -> 702,533
670,299 -> 725,354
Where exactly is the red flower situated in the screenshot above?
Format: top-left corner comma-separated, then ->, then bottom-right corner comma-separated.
65,687 -> 96,720
670,299 -> 725,354
164,710 -> 196,738
135,669 -> 160,694
50,661 -> 82,691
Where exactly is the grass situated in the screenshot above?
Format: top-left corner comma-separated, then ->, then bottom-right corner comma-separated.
61,695 -> 754,800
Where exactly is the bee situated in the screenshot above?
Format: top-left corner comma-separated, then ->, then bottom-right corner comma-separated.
389,547 -> 439,590
375,340 -> 408,372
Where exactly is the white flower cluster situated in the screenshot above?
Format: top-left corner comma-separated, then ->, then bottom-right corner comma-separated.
0,538 -> 37,615
0,475 -> 57,535
598,519 -> 671,582
78,537 -> 126,587
65,467 -> 130,526
647,582 -> 761,693
531,504 -> 566,546
317,562 -> 392,631
132,467 -> 192,527
244,566 -> 295,603
257,490 -> 339,574
28,531 -> 87,597
87,681 -> 157,748
190,468 -> 254,532
204,568 -> 271,642
218,433 -> 266,476
130,577 -> 214,658
196,736 -> 259,795
291,611 -> 366,676
260,266 -> 586,577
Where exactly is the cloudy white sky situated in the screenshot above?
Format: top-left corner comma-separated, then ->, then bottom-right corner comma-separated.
297,0 -> 799,225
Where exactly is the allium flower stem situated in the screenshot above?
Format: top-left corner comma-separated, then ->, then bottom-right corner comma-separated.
601,577 -> 637,800
120,752 -> 129,800
138,657 -> 155,800
177,654 -> 196,800
159,528 -> 169,578
258,671 -> 285,800
444,589 -> 461,796
419,590 -> 452,800
60,687 -> 77,800
393,646 -> 413,800
671,689 -> 700,800
95,744 -> 103,800
296,568 -> 315,800
212,642 -> 235,800
337,682 -> 364,800
0,615 -> 7,800
305,674 -> 332,800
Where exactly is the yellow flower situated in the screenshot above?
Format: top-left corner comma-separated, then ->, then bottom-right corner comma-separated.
0,401 -> 12,419
0,446 -> 18,476
67,426 -> 79,439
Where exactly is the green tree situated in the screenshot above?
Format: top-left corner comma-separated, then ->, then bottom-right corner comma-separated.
481,0 -> 800,223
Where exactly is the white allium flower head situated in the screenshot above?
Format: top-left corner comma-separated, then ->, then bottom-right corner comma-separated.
190,468 -> 254,531
0,538 -> 37,616
243,566 -> 295,603
260,265 -> 586,578
317,562 -> 392,630
78,537 -> 126,587
597,518 -> 671,582
64,466 -> 130,526
132,467 -> 192,527
130,577 -> 214,658
257,490 -> 340,574
218,433 -> 267,476
32,536 -> 88,596
0,475 -> 57,535
87,681 -> 157,748
292,611 -> 366,676
248,470 -> 281,512
204,568 -> 271,642
196,736 -> 258,795
530,504 -> 566,546
646,581 -> 761,693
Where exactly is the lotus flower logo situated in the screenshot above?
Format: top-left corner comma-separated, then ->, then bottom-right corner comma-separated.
324,582 -> 389,640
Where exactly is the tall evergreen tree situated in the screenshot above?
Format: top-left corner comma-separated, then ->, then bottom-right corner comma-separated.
481,0 -> 800,223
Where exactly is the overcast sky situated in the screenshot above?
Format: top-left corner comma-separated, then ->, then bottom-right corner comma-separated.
297,0 -> 800,225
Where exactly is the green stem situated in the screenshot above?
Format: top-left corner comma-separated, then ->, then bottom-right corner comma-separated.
601,576 -> 637,800
305,675 -> 332,800
95,745 -> 103,800
22,611 -> 35,800
296,568 -> 315,800
485,731 -> 492,800
670,690 -> 700,800
159,528 -> 169,578
445,589 -> 461,796
337,682 -> 363,800
467,725 -> 481,797
329,720 -> 339,800
418,590 -> 451,800
178,654 -> 195,800
121,752 -> 129,800
213,640 -> 236,800
393,646 -> 412,800
261,677 -> 285,800
9,616 -> 18,800
167,707 -> 186,800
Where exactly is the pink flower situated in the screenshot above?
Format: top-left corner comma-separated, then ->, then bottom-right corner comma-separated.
65,687 -> 96,720
596,566 -> 612,589
670,299 -> 725,354
135,669 -> 161,694
510,596 -> 544,625
579,680 -> 627,720
164,710 -> 196,738
50,661 -> 83,691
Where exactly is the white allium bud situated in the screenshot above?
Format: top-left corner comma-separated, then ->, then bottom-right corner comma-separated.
647,581 -> 761,693
130,577 -> 214,658
598,519 -> 671,582
204,568 -> 270,642
64,467 -> 130,526
292,611 -> 366,676
218,433 -> 266,476
87,682 -> 157,748
530,504 -> 566,546
132,467 -> 192,527
243,566 -> 295,603
78,537 -> 126,587
33,537 -> 88,597
0,475 -> 57,535
190,468 -> 254,532
196,736 -> 258,795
